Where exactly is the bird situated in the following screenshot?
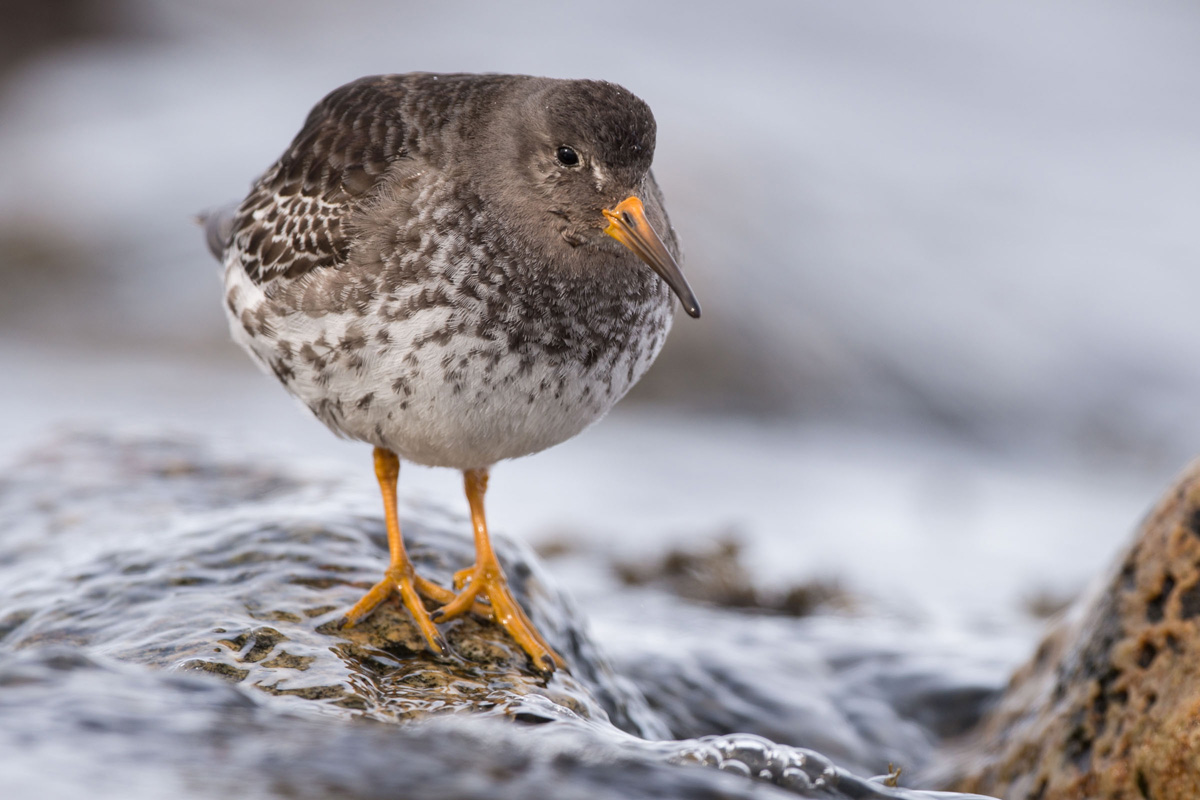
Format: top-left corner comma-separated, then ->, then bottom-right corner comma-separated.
203,72 -> 700,673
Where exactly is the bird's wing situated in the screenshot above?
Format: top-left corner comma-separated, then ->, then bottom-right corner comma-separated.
222,75 -> 418,284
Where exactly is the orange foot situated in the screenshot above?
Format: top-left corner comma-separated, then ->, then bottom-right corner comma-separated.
431,468 -> 566,673
340,563 -> 452,652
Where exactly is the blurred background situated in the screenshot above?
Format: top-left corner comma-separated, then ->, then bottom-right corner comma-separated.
1,0 -> 1198,637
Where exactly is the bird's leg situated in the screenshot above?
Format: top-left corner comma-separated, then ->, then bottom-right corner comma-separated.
432,468 -> 566,673
340,448 -> 452,653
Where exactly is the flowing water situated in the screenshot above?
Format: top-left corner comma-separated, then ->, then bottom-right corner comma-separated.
0,431 -> 1012,798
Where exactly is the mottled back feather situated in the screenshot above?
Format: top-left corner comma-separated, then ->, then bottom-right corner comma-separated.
221,73 -> 527,285
226,76 -> 419,283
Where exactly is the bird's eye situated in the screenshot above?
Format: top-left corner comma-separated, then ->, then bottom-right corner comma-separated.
555,146 -> 580,167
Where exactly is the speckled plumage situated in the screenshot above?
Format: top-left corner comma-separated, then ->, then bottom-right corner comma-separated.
208,73 -> 688,470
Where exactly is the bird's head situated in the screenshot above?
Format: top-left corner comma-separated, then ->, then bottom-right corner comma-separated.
478,77 -> 700,319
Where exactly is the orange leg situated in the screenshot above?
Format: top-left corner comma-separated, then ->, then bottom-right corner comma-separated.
340,448 -> 453,652
432,468 -> 565,673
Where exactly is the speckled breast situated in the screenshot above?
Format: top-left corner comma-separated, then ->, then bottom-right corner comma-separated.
223,252 -> 674,470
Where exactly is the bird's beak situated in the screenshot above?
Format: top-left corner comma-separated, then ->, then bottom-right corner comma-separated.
602,196 -> 701,318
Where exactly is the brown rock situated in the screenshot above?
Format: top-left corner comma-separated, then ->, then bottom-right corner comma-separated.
945,460 -> 1200,799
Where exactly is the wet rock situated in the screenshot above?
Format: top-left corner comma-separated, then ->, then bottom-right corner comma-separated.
0,431 -> 661,734
0,645 -> 997,800
0,432 -> 995,799
944,460 -> 1200,799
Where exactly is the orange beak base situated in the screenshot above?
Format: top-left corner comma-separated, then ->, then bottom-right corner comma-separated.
602,196 -> 701,318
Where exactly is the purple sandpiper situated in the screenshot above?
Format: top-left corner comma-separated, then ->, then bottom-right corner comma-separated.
204,73 -> 700,672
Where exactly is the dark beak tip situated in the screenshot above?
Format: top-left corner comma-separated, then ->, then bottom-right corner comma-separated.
603,195 -> 702,321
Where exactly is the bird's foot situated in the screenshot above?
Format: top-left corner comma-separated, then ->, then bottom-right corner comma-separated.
340,564 -> 452,654
433,558 -> 565,673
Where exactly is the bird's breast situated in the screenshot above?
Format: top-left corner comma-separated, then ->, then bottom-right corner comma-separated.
353,265 -> 674,468
225,246 -> 674,470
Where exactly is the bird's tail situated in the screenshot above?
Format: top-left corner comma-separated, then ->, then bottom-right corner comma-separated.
195,203 -> 237,262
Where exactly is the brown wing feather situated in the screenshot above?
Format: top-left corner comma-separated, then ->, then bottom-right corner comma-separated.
228,75 -> 415,284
